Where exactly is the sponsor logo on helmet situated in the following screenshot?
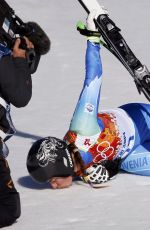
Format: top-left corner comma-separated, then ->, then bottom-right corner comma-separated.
36,137 -> 64,167
66,149 -> 73,168
63,157 -> 68,168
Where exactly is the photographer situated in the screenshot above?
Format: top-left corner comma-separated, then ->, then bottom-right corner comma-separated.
0,19 -> 50,227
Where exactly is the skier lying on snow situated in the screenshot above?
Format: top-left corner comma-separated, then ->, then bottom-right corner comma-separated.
27,10 -> 150,189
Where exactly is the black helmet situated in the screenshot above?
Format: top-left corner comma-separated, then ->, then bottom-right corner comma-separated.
26,137 -> 74,183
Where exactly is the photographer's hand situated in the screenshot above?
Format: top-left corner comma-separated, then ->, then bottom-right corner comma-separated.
12,37 -> 34,58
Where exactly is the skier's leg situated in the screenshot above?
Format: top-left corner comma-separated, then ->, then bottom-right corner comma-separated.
120,103 -> 150,147
0,155 -> 21,227
120,142 -> 150,176
119,103 -> 150,175
69,41 -> 103,136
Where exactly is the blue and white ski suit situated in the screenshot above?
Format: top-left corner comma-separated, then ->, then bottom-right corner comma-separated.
66,40 -> 150,176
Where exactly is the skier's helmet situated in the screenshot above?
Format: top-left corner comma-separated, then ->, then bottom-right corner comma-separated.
26,137 -> 74,183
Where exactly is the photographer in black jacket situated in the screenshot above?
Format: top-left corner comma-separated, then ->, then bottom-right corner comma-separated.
0,20 -> 50,227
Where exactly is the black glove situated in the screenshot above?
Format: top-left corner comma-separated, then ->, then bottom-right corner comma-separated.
101,158 -> 122,179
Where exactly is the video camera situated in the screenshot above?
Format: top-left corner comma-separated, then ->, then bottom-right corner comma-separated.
0,0 -> 50,54
0,0 -> 32,49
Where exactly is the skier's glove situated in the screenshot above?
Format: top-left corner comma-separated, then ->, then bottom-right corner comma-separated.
82,164 -> 109,187
101,158 -> 122,179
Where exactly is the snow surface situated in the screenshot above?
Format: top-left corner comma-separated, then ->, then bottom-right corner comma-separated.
5,0 -> 150,229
